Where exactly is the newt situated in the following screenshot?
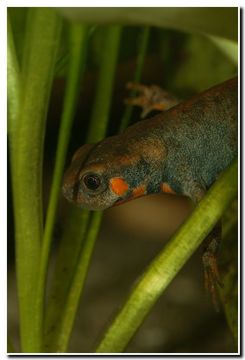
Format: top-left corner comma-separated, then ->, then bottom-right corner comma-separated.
62,77 -> 238,306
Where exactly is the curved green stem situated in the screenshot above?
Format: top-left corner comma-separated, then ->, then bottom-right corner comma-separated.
42,25 -> 89,266
96,159 -> 238,353
10,8 -> 61,352
37,24 -> 89,350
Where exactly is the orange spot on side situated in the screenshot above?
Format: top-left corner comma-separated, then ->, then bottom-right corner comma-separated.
132,185 -> 146,198
161,182 -> 176,195
110,178 -> 129,196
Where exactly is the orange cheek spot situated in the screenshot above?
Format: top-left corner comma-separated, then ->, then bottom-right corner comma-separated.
110,178 -> 129,196
161,182 -> 176,195
132,185 -> 146,198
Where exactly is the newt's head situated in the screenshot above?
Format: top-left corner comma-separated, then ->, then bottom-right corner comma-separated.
62,132 -> 166,210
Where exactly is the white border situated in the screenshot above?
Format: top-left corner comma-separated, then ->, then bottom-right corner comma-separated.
3,0 -> 243,7
3,2 -> 241,359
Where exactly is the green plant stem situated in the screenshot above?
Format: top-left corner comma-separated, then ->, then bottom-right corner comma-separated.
44,208 -> 90,351
87,26 -> 122,142
7,336 -> 16,353
119,26 -> 150,132
7,15 -> 20,138
55,212 -> 103,352
54,25 -> 122,352
96,159 -> 238,353
10,8 -> 61,352
37,24 -> 89,350
43,25 -> 89,262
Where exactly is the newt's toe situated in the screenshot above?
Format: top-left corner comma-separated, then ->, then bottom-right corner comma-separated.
202,251 -> 223,311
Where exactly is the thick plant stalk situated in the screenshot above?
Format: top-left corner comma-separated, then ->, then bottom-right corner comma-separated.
7,16 -> 20,138
53,25 -> 122,353
96,159 -> 238,353
9,8 -> 61,352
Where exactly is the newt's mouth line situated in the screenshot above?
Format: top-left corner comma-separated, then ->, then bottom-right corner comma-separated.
113,198 -> 128,207
113,193 -> 146,207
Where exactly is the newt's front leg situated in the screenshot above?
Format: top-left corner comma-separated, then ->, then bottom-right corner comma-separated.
125,82 -> 179,118
188,183 -> 223,308
202,223 -> 223,310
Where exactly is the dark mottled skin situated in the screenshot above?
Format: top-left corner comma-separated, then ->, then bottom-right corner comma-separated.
63,77 -> 237,210
158,78 -> 237,200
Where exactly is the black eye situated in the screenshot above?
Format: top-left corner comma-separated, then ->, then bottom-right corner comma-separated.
83,173 -> 101,191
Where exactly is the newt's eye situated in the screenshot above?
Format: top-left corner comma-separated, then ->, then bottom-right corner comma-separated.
83,173 -> 102,191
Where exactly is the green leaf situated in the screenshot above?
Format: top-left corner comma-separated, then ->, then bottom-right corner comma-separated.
172,34 -> 237,93
58,7 -> 238,41
208,35 -> 238,64
7,8 -> 28,67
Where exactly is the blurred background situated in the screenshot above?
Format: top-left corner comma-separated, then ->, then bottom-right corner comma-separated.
8,8 -> 238,353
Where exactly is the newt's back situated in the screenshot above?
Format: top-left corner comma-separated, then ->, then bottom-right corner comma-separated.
148,78 -> 238,196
